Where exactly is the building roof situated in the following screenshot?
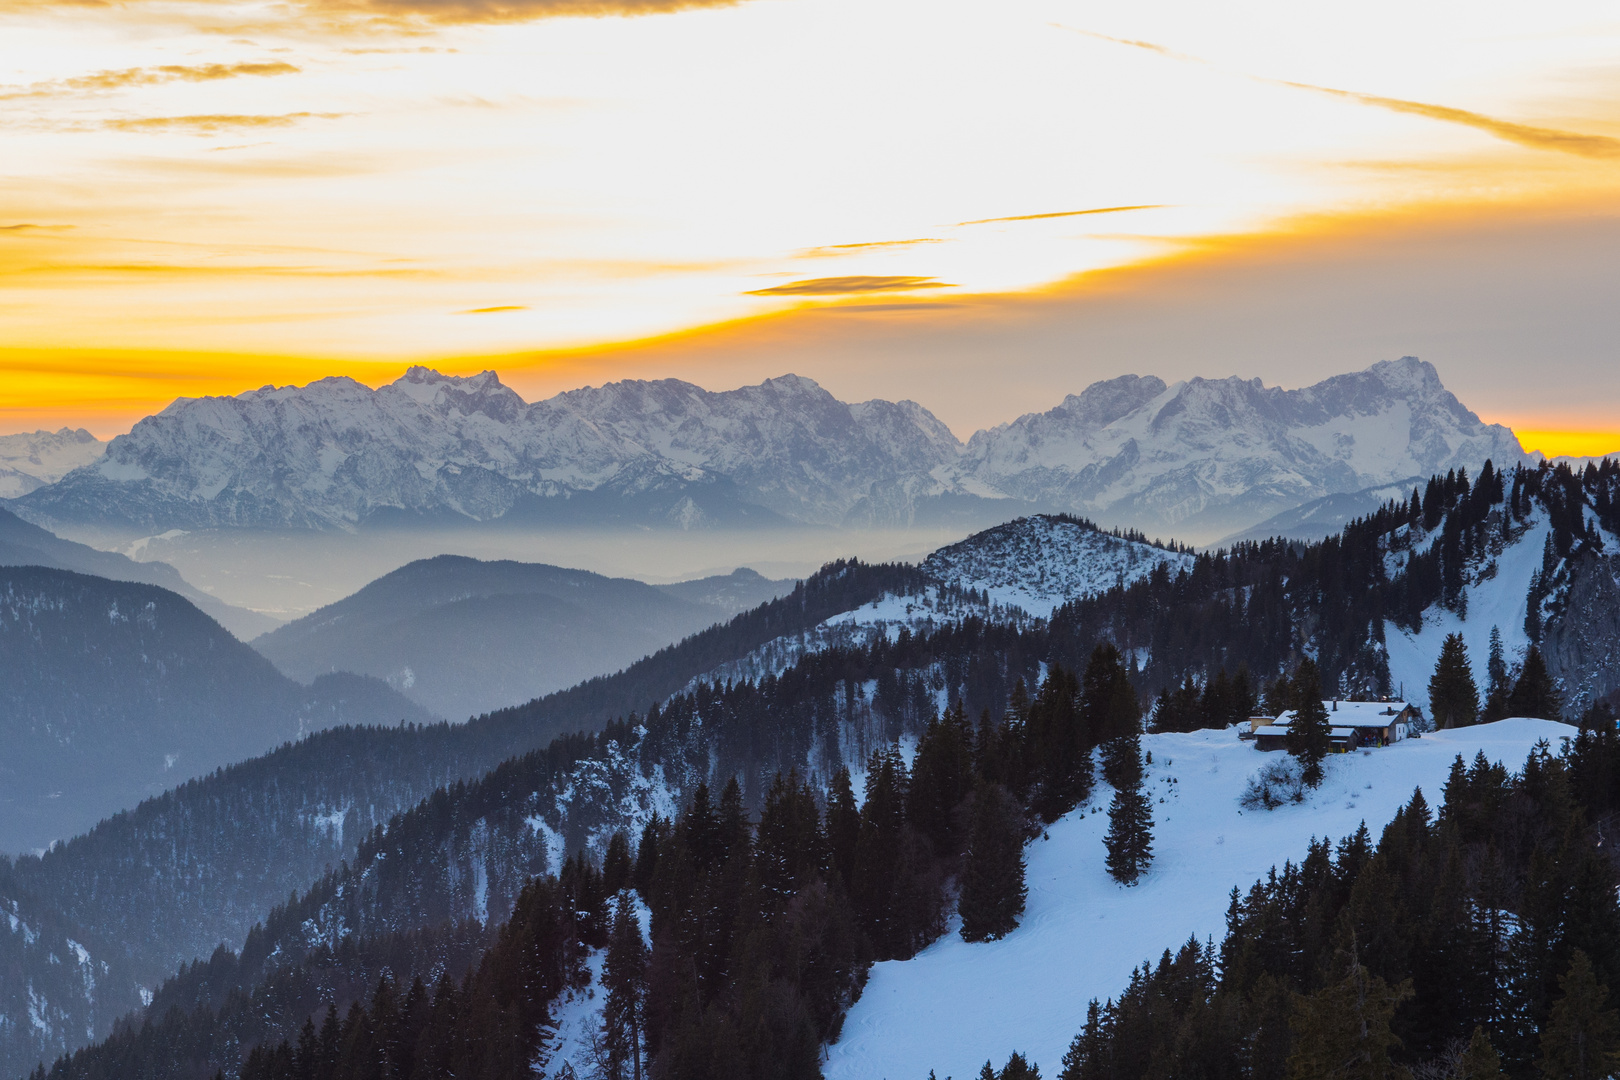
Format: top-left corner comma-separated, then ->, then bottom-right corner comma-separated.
1265,702 -> 1411,730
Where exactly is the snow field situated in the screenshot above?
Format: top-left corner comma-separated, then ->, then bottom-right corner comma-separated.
823,718 -> 1574,1080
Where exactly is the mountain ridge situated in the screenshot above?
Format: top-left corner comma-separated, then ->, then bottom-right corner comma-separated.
12,357 -> 1526,544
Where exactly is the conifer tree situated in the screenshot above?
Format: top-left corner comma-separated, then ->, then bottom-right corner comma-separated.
1084,644 -> 1142,788
1482,627 -> 1511,722
1285,660 -> 1331,787
1286,944 -> 1413,1080
601,892 -> 648,1080
603,830 -> 632,895
999,1051 -> 1042,1080
1538,949 -> 1620,1080
1429,633 -> 1481,729
959,782 -> 1027,942
1104,733 -> 1153,885
1458,1026 -> 1504,1080
825,765 -> 861,889
1507,646 -> 1564,721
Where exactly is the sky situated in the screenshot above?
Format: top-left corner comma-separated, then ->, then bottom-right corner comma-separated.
2,0 -> 1618,451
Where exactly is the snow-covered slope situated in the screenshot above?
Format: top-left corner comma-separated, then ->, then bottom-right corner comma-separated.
17,370 -> 963,531
825,719 -> 1573,1080
959,357 -> 1526,543
0,429 -> 104,499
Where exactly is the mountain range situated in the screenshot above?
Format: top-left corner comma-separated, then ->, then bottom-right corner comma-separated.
10,357 -> 1525,544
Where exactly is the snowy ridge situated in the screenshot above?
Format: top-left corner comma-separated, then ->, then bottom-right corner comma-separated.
16,358 -> 1525,542
957,357 -> 1526,542
19,370 -> 961,530
0,429 -> 104,499
825,719 -> 1573,1080
683,516 -> 1190,694
921,515 -> 1193,618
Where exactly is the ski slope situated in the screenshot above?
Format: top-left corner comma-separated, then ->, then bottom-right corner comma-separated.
823,718 -> 1574,1080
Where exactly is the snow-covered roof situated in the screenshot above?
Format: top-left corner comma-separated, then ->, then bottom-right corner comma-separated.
1268,701 -> 1412,729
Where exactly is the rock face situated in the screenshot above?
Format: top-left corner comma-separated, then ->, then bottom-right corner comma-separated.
0,428 -> 104,498
16,358 -> 1525,543
959,357 -> 1527,541
1541,548 -> 1620,711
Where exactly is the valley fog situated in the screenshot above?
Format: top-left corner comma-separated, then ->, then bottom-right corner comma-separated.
55,523 -> 973,622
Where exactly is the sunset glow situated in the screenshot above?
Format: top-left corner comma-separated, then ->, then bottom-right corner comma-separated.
3,0 -> 1620,434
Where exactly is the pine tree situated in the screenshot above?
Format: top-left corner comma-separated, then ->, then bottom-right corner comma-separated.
1538,949 -> 1620,1080
1285,660 -> 1331,787
1085,644 -> 1142,788
1458,1026 -> 1504,1080
1507,646 -> 1564,721
959,782 -> 1028,942
1104,733 -> 1153,885
825,765 -> 861,889
1286,944 -> 1413,1080
1482,627 -> 1511,722
601,892 -> 648,1080
999,1051 -> 1042,1080
1429,633 -> 1481,729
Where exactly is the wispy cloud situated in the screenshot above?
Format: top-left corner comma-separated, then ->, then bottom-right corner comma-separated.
1,61 -> 299,100
459,304 -> 528,313
798,238 -> 944,258
746,275 -> 955,297
1057,23 -> 1620,162
1281,82 -> 1620,160
103,112 -> 344,134
957,205 -> 1162,227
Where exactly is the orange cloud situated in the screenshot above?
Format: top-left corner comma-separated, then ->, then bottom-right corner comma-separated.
459,305 -> 529,313
956,205 -> 1163,226
746,276 -> 955,297
0,61 -> 300,101
798,238 -> 944,258
103,112 -> 344,134
1281,82 -> 1620,160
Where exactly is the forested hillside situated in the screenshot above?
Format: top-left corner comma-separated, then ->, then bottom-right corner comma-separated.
13,458 -> 1620,1079
0,567 -> 429,854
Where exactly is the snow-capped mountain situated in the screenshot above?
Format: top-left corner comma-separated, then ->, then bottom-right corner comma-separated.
958,357 -> 1527,542
15,370 -> 962,531
683,515 -> 1193,691
13,358 -> 1524,543
0,428 -> 104,499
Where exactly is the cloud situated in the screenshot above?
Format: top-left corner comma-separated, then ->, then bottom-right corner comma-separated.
798,238 -> 944,258
459,305 -> 528,313
103,112 -> 344,134
746,276 -> 956,297
307,0 -> 741,26
1281,82 -> 1620,160
1056,24 -> 1620,162
957,205 -> 1163,226
1,61 -> 299,100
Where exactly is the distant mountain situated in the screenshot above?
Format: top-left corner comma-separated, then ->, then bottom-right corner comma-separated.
12,358 -> 1526,544
0,428 -> 103,499
15,369 -> 965,531
654,566 -> 796,616
0,507 -> 276,639
252,556 -> 791,720
958,357 -> 1526,542
0,566 -> 430,855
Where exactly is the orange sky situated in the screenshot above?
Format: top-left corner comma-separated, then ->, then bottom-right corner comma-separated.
3,0 -> 1619,450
